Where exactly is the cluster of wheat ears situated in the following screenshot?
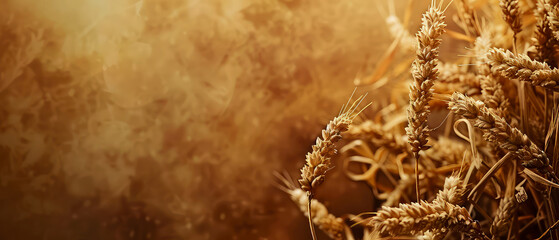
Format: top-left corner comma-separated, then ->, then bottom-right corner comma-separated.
277,0 -> 559,239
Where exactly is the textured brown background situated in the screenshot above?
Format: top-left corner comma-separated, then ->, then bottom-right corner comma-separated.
0,0 -> 427,239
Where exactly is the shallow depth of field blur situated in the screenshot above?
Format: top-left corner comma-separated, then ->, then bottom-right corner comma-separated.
0,0 -> 454,239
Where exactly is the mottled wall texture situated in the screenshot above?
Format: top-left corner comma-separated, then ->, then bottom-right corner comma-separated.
0,0 -> 416,239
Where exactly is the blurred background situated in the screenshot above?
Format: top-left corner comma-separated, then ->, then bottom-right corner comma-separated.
0,0 -> 436,239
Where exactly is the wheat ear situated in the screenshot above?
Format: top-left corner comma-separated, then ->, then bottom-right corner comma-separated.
448,92 -> 559,181
530,0 -> 557,66
406,4 -> 446,201
490,196 -> 517,238
499,0 -> 522,50
488,48 -> 559,91
299,95 -> 367,193
298,95 -> 368,240
474,37 -> 510,118
456,0 -> 480,36
546,2 -> 559,42
368,176 -> 487,239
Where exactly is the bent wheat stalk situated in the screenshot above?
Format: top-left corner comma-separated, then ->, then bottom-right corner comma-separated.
406,4 -> 446,201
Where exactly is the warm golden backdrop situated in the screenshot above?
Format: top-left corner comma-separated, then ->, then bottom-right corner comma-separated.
0,0 -> 425,239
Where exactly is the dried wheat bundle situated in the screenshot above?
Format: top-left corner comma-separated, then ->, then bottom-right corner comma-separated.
488,48 -> 559,91
286,1 -> 559,239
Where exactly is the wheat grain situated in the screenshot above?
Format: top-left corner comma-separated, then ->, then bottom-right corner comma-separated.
386,15 -> 416,53
437,175 -> 466,205
456,0 -> 480,36
546,2 -> 559,42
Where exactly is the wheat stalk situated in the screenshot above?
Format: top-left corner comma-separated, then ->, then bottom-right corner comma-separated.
406,4 -> 446,200
277,173 -> 346,240
488,48 -> 559,91
448,92 -> 558,181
